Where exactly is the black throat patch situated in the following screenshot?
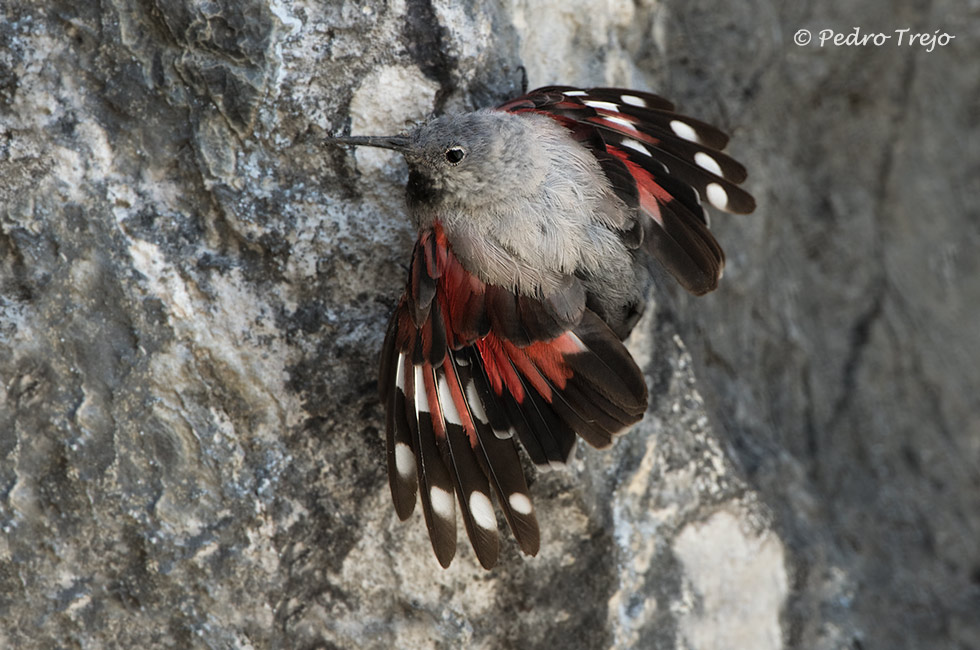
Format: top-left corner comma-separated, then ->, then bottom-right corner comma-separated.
406,169 -> 443,209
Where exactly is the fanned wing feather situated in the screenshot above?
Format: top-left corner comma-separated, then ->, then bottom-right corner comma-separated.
406,355 -> 457,567
383,350 -> 417,519
500,86 -> 755,295
379,225 -> 647,567
428,363 -> 500,569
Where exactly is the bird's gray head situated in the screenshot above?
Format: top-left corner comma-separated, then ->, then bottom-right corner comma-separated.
327,110 -> 549,223
327,106 -> 635,301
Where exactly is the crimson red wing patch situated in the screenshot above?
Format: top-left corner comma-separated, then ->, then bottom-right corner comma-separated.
378,225 -> 648,568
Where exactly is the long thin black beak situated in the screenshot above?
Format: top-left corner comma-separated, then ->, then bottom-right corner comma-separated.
323,135 -> 412,153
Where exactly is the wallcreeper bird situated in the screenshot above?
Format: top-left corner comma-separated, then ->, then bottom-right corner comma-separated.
327,86 -> 755,569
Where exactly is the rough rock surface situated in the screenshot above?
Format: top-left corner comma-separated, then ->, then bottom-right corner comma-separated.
1,1 -> 977,649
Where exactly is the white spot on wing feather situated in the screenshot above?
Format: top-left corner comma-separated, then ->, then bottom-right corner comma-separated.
584,100 -> 619,112
621,94 -> 646,107
395,353 -> 406,391
437,374 -> 462,426
430,486 -> 455,520
508,493 -> 534,515
706,183 -> 730,210
621,138 -> 650,156
469,492 -> 498,531
603,115 -> 639,132
395,442 -> 416,479
413,365 -> 428,414
670,119 -> 699,143
465,381 -> 489,424
695,152 -> 724,177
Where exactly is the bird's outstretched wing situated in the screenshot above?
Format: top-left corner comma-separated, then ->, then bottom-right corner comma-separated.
380,87 -> 754,568
379,225 -> 648,568
498,86 -> 755,295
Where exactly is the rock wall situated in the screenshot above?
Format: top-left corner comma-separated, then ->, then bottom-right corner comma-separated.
1,1 -> 977,648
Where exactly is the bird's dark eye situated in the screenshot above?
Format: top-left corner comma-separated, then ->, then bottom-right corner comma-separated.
444,146 -> 466,165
